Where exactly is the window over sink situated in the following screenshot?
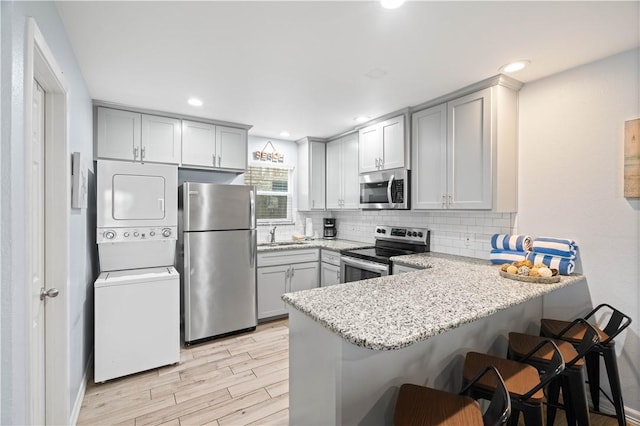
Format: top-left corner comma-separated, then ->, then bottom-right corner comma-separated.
245,165 -> 293,223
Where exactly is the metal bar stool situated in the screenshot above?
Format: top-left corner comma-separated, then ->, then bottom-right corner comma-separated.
540,304 -> 632,426
508,319 -> 600,426
394,365 -> 511,426
463,340 -> 565,426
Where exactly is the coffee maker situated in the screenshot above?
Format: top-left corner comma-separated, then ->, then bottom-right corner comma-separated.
323,218 -> 337,239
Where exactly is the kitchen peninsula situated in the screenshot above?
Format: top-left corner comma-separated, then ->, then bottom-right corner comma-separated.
283,252 -> 589,425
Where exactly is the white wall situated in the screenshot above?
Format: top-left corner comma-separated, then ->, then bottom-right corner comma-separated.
247,136 -> 302,242
518,48 -> 640,414
0,1 -> 96,424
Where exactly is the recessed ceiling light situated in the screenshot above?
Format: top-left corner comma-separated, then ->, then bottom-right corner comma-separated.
380,0 -> 405,9
355,116 -> 370,123
187,98 -> 203,107
280,131 -> 290,138
500,60 -> 531,73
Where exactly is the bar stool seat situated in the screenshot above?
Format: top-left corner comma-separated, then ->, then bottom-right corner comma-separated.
463,353 -> 545,403
509,332 -> 584,368
395,384 -> 485,426
541,318 -> 609,344
394,365 -> 511,426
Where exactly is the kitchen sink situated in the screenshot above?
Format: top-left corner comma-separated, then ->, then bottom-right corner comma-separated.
259,241 -> 308,247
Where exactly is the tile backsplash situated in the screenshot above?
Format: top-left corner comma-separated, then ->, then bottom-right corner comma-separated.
260,210 -> 517,260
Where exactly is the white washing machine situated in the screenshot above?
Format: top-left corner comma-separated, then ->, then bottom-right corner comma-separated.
94,267 -> 179,382
94,160 -> 180,382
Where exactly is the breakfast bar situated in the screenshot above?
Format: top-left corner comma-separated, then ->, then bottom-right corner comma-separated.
282,253 -> 590,425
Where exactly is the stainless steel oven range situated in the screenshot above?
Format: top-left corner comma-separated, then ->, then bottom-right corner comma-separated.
340,225 -> 430,283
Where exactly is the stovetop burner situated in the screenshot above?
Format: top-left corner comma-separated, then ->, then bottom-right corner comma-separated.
341,225 -> 430,264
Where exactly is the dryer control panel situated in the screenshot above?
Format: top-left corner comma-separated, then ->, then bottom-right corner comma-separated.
97,226 -> 177,244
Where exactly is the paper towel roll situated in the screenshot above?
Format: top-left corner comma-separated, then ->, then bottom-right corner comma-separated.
305,218 -> 314,237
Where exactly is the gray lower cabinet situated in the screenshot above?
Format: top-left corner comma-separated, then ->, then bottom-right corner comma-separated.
257,249 -> 320,320
321,249 -> 341,287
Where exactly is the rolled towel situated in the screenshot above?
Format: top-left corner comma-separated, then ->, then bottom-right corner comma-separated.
532,237 -> 577,259
489,249 -> 528,265
526,253 -> 575,275
491,234 -> 533,252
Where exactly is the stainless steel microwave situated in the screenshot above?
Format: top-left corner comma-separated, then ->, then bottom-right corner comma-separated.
359,168 -> 409,209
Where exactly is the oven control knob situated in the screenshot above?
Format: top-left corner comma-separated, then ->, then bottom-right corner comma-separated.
381,229 -> 386,234
133,232 -> 140,237
412,232 -> 418,237
418,232 -> 423,237
150,231 -> 156,237
104,230 -> 116,240
162,228 -> 172,238
376,228 -> 382,233
124,232 -> 130,238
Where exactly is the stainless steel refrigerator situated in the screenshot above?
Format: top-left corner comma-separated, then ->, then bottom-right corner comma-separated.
178,182 -> 257,344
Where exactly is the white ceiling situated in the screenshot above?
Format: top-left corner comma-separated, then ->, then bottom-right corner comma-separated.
56,1 -> 639,141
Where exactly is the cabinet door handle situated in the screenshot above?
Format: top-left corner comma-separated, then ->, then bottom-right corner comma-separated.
442,194 -> 446,206
448,194 -> 452,205
379,157 -> 383,169
134,146 -> 139,159
213,154 -> 216,166
291,267 -> 295,277
141,147 -> 146,160
218,155 -> 222,167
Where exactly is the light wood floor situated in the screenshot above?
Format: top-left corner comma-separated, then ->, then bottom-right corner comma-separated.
79,318 -> 625,426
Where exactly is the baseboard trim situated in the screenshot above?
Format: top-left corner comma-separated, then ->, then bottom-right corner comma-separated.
70,352 -> 93,426
586,395 -> 640,425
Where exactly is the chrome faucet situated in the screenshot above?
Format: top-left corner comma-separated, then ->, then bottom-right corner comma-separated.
269,226 -> 277,243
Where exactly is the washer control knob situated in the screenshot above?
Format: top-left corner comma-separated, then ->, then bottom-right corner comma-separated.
133,232 -> 140,237
162,228 -> 172,238
104,230 -> 116,240
124,232 -> 130,237
150,231 -> 156,237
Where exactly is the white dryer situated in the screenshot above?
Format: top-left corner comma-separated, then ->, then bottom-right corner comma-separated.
94,160 -> 180,382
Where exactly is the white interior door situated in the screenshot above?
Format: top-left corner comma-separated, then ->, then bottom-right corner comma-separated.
30,79 -> 46,426
26,18 -> 71,425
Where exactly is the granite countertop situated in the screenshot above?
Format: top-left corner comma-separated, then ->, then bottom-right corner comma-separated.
257,238 -> 371,253
282,252 -> 585,351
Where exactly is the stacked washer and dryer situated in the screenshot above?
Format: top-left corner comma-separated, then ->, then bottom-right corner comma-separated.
94,160 -> 180,382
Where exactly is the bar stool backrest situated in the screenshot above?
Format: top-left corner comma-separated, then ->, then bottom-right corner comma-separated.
517,339 -> 565,402
585,304 -> 632,346
460,365 -> 511,426
568,319 -> 600,368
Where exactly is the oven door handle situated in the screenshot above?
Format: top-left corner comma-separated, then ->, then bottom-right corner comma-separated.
341,256 -> 389,274
387,174 -> 395,206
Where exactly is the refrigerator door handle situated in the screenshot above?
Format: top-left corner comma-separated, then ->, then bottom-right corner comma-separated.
249,231 -> 256,268
249,189 -> 256,227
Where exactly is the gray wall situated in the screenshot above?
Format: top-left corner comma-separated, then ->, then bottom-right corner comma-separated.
0,1 -> 96,424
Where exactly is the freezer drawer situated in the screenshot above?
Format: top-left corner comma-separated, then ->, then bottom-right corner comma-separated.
180,182 -> 255,231
183,229 -> 257,343
94,267 -> 180,382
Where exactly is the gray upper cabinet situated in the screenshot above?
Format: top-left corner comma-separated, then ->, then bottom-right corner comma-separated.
358,115 -> 406,173
141,114 -> 182,164
412,84 -> 518,211
297,138 -> 326,211
181,121 -> 247,171
326,133 -> 359,209
97,107 -> 181,164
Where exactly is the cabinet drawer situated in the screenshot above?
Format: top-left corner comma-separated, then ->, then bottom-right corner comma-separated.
321,249 -> 341,266
258,249 -> 319,267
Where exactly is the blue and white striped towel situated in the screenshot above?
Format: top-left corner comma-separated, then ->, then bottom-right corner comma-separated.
491,234 -> 533,252
526,253 -> 575,275
489,249 -> 528,265
532,237 -> 577,259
